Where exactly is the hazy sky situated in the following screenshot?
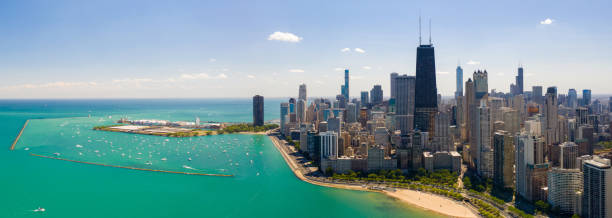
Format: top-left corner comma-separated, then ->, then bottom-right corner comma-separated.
1,0 -> 611,99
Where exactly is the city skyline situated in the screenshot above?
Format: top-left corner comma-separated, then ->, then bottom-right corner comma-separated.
1,0 -> 612,98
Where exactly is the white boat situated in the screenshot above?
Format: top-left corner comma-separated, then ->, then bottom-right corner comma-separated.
33,207 -> 45,212
161,157 -> 167,161
188,157 -> 192,161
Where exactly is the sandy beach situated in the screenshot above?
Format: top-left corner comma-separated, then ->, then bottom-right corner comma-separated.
268,134 -> 478,218
384,189 -> 477,218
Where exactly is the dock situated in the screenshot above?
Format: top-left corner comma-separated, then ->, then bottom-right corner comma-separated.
10,120 -> 29,150
30,153 -> 234,177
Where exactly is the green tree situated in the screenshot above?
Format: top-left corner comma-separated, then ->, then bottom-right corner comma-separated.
325,166 -> 334,176
463,176 -> 472,189
535,200 -> 550,213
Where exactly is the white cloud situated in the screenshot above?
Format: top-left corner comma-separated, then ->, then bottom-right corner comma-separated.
267,31 -> 303,43
181,73 -> 210,79
2,81 -> 98,89
540,18 -> 554,25
350,75 -> 364,80
112,78 -> 153,83
247,75 -> 256,79
354,48 -> 366,53
334,68 -> 344,71
216,73 -> 228,79
289,69 -> 305,73
362,66 -> 372,70
437,71 -> 449,75
341,48 -> 350,52
209,58 -> 217,62
467,60 -> 480,65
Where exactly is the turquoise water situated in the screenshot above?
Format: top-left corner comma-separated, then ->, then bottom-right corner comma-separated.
0,99 -> 439,218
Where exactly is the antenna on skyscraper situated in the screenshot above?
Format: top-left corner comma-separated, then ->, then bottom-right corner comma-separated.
429,18 -> 432,45
418,15 -> 422,45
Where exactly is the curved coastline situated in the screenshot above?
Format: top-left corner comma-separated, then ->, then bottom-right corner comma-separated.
267,134 -> 478,218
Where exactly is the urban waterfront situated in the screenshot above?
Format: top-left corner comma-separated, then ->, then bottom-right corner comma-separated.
0,99 -> 440,218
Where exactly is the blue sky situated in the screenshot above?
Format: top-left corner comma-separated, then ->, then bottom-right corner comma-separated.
1,0 -> 611,98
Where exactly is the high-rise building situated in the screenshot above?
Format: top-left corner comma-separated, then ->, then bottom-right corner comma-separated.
280,102 -> 289,133
516,133 -> 532,199
395,75 -> 416,134
433,111 -> 451,152
560,142 -> 579,169
544,87 -> 560,145
253,95 -> 264,126
516,66 -> 524,94
346,103 -> 357,123
299,84 -> 307,102
526,163 -> 550,202
390,72 -> 398,100
533,86 -> 543,105
582,156 -> 612,218
455,65 -> 463,97
568,89 -> 578,109
494,131 -> 514,189
360,91 -> 369,106
473,70 -> 488,99
582,89 -> 592,106
370,85 -> 383,105
547,168 -> 582,215
414,39 -> 438,132
342,69 -> 350,100
320,131 -> 339,160
296,99 -> 306,123
576,107 -> 589,126
476,99 -> 493,178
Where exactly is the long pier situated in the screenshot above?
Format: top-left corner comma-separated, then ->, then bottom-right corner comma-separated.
30,153 -> 234,177
10,120 -> 29,150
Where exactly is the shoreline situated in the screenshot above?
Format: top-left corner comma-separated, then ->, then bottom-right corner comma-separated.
267,134 -> 477,218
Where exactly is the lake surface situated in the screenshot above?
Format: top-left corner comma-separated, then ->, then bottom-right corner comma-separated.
0,99 -> 440,217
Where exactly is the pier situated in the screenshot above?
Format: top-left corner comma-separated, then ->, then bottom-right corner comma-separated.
30,153 -> 234,177
10,120 -> 29,150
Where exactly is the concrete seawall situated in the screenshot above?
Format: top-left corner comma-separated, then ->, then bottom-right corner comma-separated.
10,120 -> 29,150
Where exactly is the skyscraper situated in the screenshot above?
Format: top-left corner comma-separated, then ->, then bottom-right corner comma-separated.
582,156 -> 612,218
320,131 -> 339,160
395,75 -> 416,134
390,72 -> 398,100
370,85 -> 383,105
360,91 -> 369,106
342,69 -> 350,100
414,41 -> 438,132
582,89 -> 592,106
473,70 -> 488,99
516,66 -> 524,94
299,84 -> 307,102
568,89 -> 578,109
544,87 -> 559,145
533,86 -> 543,105
494,131 -> 514,189
559,142 -> 579,169
253,95 -> 264,126
547,168 -> 582,215
280,102 -> 289,133
476,99 -> 493,178
455,65 -> 463,98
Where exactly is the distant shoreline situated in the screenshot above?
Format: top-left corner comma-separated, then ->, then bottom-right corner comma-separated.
267,134 -> 477,218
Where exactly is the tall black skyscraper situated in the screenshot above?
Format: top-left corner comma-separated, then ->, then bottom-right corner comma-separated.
253,95 -> 264,126
516,66 -> 524,94
414,22 -> 438,132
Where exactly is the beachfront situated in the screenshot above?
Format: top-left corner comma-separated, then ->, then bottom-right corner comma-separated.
267,131 -> 478,218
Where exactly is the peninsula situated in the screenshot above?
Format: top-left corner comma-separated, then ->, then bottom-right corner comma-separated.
93,119 -> 278,137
